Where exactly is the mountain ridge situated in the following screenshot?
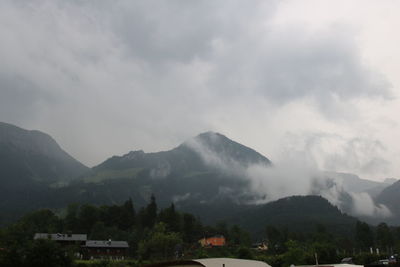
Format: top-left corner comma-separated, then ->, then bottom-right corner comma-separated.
0,122 -> 398,227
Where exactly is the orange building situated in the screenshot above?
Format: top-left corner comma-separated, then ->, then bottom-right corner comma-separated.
199,235 -> 226,247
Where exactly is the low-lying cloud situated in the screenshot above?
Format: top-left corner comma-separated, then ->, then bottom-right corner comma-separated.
187,132 -> 392,218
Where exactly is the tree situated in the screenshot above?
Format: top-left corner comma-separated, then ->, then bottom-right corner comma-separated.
141,194 -> 157,229
0,239 -> 72,267
266,225 -> 283,253
18,209 -> 61,236
138,222 -> 182,260
283,240 -> 309,266
64,203 -> 80,233
78,204 -> 99,233
376,222 -> 393,252
159,203 -> 181,233
25,239 -> 72,267
230,225 -> 251,247
182,213 -> 196,243
120,198 -> 136,230
215,221 -> 229,238
312,241 -> 338,264
355,221 -> 374,250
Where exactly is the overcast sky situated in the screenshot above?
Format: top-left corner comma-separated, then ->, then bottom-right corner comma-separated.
1,0 -> 399,181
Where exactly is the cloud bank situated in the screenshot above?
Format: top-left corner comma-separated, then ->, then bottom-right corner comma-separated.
0,0 -> 397,181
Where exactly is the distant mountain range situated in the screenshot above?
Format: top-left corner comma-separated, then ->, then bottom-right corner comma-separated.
0,122 -> 88,185
322,171 -> 396,198
0,122 -> 399,231
376,180 -> 400,224
0,122 -> 89,223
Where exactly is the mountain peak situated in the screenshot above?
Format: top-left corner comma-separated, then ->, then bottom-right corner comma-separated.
182,131 -> 271,167
0,122 -> 88,184
193,131 -> 229,144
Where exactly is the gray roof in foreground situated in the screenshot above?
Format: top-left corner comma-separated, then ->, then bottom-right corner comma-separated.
195,258 -> 271,267
84,240 -> 129,248
143,258 -> 271,267
34,233 -> 87,241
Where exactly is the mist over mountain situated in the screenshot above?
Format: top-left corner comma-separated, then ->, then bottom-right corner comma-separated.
323,171 -> 393,197
75,131 -> 272,207
70,130 -> 394,223
0,122 -> 398,228
375,180 -> 400,224
95,131 -> 270,173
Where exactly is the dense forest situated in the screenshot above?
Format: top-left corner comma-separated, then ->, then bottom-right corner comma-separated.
1,196 -> 400,267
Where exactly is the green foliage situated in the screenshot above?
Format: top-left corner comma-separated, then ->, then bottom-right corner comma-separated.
4,193 -> 400,267
0,239 -> 73,267
355,221 -> 374,249
83,168 -> 142,184
25,239 -> 73,267
182,213 -> 202,243
79,204 -> 100,233
236,246 -> 254,259
376,223 -> 393,249
139,194 -> 157,229
158,203 -> 181,233
137,223 -> 182,260
312,241 -> 338,264
282,240 -> 310,266
230,225 -> 251,246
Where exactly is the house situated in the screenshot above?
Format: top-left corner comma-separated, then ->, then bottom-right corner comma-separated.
198,235 -> 226,247
34,233 -> 129,260
252,242 -> 268,251
34,233 -> 87,246
144,258 -> 271,267
82,240 -> 129,260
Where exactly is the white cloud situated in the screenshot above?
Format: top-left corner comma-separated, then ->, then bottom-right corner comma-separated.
186,134 -> 392,217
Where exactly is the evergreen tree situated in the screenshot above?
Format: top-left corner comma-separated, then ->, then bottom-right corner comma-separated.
376,222 -> 393,251
355,221 -> 374,250
142,194 -> 157,229
78,204 -> 99,234
64,203 -> 79,233
119,198 -> 136,230
159,203 -> 181,233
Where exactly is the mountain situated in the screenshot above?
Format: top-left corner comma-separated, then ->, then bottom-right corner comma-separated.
95,131 -> 270,172
323,171 -> 395,198
0,122 -> 88,185
0,126 -> 392,229
230,195 -> 358,237
376,180 -> 400,224
0,122 -> 89,223
53,131 -> 389,226
55,132 -> 272,209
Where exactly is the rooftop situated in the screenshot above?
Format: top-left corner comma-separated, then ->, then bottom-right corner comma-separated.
34,233 -> 87,241
84,240 -> 129,248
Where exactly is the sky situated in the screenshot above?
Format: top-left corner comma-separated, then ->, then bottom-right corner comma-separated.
1,0 -> 400,181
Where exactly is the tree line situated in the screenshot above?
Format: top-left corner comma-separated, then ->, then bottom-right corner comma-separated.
2,195 -> 400,267
0,195 -> 250,266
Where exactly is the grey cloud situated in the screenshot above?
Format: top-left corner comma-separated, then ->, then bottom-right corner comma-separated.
0,0 -> 393,167
280,132 -> 391,179
207,25 -> 391,108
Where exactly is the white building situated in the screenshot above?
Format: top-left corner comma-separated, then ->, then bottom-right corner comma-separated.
145,258 -> 271,267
